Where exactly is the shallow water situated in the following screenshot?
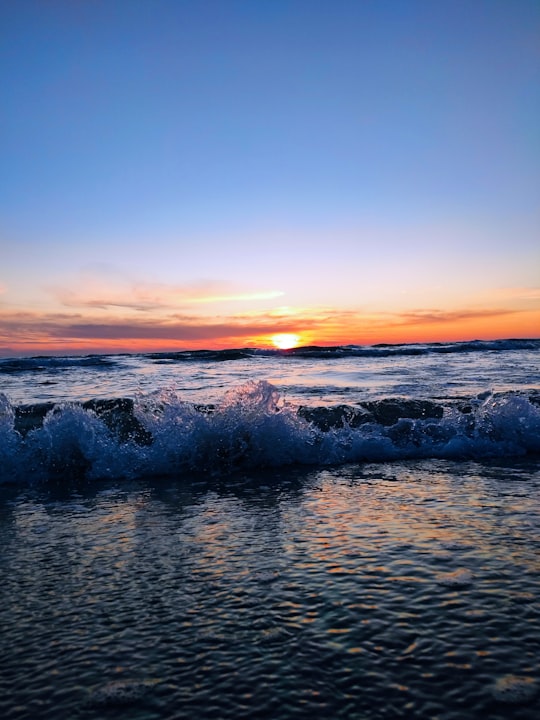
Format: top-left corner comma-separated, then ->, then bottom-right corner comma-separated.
1,342 -> 539,407
1,459 -> 539,719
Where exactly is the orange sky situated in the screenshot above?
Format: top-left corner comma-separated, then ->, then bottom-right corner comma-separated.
1,289 -> 538,355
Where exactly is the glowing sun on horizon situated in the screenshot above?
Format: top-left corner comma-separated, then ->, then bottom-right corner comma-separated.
272,333 -> 300,350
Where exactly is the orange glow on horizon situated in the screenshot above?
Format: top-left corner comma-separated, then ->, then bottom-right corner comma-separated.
0,307 -> 538,356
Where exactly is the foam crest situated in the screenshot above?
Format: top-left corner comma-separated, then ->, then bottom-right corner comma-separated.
130,381 -> 319,475
1,383 -> 539,484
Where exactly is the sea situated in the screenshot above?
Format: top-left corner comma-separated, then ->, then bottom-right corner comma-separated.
0,339 -> 539,719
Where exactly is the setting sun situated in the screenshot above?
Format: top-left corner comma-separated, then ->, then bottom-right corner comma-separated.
272,333 -> 300,350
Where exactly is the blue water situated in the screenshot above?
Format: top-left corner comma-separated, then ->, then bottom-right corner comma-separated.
0,340 -> 539,483
1,339 -> 539,408
0,340 -> 539,718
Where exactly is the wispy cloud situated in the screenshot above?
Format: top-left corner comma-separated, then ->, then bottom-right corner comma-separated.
49,274 -> 284,312
188,290 -> 285,304
49,322 -> 274,341
0,309 -> 303,345
390,308 -> 519,326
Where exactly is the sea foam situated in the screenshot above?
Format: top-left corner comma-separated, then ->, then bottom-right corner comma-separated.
1,381 -> 539,483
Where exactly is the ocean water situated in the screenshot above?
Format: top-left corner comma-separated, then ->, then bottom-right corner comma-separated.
0,340 -> 539,719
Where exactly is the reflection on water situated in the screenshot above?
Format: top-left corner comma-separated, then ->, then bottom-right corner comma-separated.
0,459 -> 539,719
2,349 -> 539,407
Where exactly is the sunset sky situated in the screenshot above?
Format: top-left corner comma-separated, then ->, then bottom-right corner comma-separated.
1,0 -> 539,355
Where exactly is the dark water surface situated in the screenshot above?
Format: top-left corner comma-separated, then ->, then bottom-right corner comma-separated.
1,459 -> 539,719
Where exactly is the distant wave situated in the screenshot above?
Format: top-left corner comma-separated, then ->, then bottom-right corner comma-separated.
0,355 -> 118,374
1,339 -> 538,373
144,338 -> 540,362
283,338 -> 540,358
1,381 -> 539,483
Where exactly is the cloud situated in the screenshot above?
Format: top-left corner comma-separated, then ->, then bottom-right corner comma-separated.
49,275 -> 284,312
0,309 -> 304,345
188,290 -> 285,304
391,308 -> 519,326
51,321 -> 282,341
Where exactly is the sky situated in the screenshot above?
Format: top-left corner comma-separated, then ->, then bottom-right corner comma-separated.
1,0 -> 539,355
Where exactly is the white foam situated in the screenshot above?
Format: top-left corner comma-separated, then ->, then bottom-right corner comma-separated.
2,381 -> 540,483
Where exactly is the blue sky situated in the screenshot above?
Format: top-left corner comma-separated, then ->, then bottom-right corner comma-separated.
1,0 -> 539,352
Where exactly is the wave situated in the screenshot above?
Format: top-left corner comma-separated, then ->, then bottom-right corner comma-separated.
286,338 -> 540,358
0,355 -> 118,374
144,338 -> 540,362
1,381 -> 539,483
1,339 -> 538,373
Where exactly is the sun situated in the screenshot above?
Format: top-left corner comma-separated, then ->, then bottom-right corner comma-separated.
271,333 -> 300,350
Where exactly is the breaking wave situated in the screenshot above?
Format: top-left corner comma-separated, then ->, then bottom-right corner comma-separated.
1,381 -> 539,483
